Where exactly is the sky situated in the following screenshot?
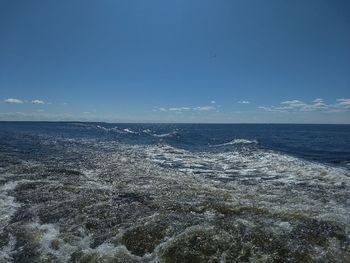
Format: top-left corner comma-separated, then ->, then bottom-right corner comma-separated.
0,0 -> 349,123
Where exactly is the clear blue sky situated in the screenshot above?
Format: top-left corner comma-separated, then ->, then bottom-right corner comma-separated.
0,0 -> 349,123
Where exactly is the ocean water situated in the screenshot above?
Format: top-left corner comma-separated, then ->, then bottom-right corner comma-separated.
0,122 -> 350,262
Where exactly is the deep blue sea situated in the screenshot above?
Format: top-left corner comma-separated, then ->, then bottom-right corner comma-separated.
0,122 -> 350,262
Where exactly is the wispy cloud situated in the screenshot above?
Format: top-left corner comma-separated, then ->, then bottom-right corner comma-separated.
4,98 -> 24,104
238,100 -> 250,104
211,100 -> 216,104
336,99 -> 350,108
258,106 -> 275,112
194,106 -> 216,111
279,99 -> 324,111
31,99 -> 45,105
313,98 -> 323,103
311,98 -> 328,109
4,98 -> 49,105
280,100 -> 306,109
259,98 -> 350,113
154,105 -> 217,113
168,107 -> 191,111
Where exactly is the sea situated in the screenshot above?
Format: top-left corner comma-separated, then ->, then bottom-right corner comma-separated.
0,122 -> 349,262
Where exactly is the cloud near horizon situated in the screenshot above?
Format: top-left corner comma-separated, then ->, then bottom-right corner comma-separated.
168,107 -> 191,111
4,98 -> 24,104
337,99 -> 350,108
194,106 -> 216,111
4,98 -> 47,105
31,99 -> 45,105
154,105 -> 217,113
258,98 -> 350,113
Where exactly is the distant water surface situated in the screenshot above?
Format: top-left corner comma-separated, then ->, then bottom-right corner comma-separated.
0,122 -> 349,262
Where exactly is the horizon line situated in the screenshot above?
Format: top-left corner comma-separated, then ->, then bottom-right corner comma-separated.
1,120 -> 350,125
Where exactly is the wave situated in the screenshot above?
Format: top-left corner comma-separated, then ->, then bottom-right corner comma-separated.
122,128 -> 138,134
141,129 -> 179,138
95,125 -> 139,135
151,131 -> 178,138
142,129 -> 152,134
96,125 -> 110,132
90,125 -> 178,137
213,138 -> 258,147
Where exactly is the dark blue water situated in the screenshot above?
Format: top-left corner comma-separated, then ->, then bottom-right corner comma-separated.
1,122 -> 350,168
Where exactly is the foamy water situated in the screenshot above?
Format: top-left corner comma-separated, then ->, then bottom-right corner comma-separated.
0,122 -> 349,262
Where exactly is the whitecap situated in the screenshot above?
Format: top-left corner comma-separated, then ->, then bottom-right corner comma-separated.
151,131 -> 178,138
96,126 -> 139,134
110,127 -> 126,133
142,129 -> 152,134
96,125 -> 110,132
123,128 -> 138,134
213,138 -> 258,147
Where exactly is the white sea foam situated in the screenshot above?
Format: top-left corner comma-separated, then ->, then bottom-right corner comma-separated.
213,138 -> 258,147
142,129 -> 152,134
2,132 -> 349,261
0,234 -> 16,263
27,222 -> 92,262
25,221 -> 144,262
96,125 -> 110,132
134,128 -> 179,137
123,128 -> 138,134
151,131 -> 178,138
110,127 -> 128,133
95,125 -> 139,135
142,144 -> 350,185
0,180 -> 20,263
0,181 -> 20,232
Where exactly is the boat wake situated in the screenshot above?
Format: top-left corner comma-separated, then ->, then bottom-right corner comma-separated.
0,130 -> 349,262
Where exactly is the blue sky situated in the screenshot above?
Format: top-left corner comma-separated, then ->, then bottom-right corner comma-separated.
0,0 -> 349,123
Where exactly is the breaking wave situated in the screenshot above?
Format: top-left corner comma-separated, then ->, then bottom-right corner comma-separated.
150,131 -> 178,138
122,128 -> 138,134
95,125 -> 178,138
213,138 -> 258,147
95,125 -> 139,134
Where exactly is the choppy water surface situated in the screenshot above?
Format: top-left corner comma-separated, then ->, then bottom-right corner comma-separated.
0,122 -> 350,262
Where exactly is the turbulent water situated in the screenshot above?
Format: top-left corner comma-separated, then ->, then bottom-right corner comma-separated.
0,122 -> 350,262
